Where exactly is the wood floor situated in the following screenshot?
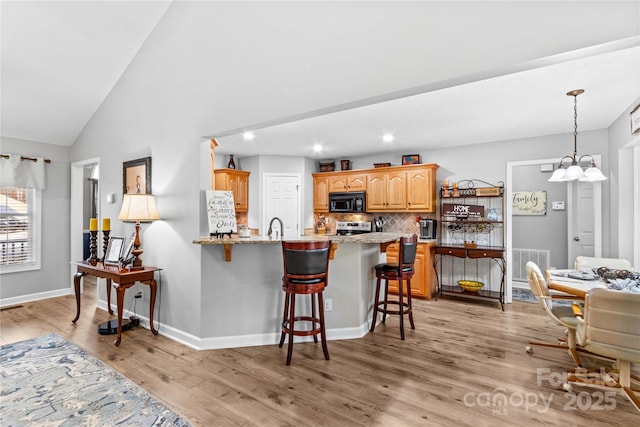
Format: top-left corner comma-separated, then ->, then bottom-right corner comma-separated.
1,280 -> 638,426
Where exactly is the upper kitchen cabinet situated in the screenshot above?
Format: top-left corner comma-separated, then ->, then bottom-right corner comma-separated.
328,173 -> 366,192
406,166 -> 436,212
214,168 -> 250,212
367,169 -> 407,211
313,163 -> 438,213
312,174 -> 330,212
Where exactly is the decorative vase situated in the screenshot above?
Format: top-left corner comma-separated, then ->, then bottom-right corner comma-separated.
227,155 -> 236,169
487,208 -> 499,221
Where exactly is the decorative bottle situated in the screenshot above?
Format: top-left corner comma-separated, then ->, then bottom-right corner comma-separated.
228,155 -> 236,169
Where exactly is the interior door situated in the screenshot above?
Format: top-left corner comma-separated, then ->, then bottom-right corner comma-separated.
264,174 -> 300,239
567,180 -> 602,264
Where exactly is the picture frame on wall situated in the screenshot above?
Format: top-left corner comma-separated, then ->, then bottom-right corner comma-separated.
631,103 -> 640,136
123,156 -> 152,195
402,154 -> 421,165
104,236 -> 125,265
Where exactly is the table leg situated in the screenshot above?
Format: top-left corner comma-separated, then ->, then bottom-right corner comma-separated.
106,278 -> 114,315
114,285 -> 126,346
148,278 -> 158,335
72,271 -> 87,323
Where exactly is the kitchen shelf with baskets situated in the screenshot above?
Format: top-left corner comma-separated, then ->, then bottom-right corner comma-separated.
433,179 -> 506,310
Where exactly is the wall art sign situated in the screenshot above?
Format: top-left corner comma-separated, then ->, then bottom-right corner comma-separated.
442,203 -> 485,219
206,190 -> 237,236
512,190 -> 547,216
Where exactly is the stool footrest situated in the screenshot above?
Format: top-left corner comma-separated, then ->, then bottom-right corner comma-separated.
375,300 -> 412,316
282,315 -> 322,337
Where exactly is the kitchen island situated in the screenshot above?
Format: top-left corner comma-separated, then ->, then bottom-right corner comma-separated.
192,233 -> 401,350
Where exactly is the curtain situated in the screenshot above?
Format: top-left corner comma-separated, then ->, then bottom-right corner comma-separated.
0,154 -> 46,189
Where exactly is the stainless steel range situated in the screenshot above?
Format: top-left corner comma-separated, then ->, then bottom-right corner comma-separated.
335,221 -> 373,235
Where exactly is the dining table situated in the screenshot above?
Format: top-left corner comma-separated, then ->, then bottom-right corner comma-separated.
546,269 -> 638,298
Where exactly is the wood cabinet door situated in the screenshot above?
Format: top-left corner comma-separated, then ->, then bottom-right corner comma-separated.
347,174 -> 367,191
385,244 -> 426,298
235,173 -> 248,212
366,173 -> 387,210
328,175 -> 348,192
386,171 -> 407,210
406,168 -> 434,212
313,176 -> 329,212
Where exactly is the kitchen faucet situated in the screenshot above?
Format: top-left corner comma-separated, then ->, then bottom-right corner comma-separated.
267,216 -> 284,239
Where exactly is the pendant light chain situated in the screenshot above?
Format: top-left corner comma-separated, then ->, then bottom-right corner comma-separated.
572,93 -> 578,162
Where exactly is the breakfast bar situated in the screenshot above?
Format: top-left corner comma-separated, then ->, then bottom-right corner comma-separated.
193,232 -> 401,350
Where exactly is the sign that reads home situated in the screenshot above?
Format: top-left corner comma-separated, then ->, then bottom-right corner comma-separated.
442,203 -> 485,219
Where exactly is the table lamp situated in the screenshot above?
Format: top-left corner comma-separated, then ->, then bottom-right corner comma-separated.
118,194 -> 160,269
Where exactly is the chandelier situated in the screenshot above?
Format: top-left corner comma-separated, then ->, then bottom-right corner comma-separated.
548,89 -> 607,182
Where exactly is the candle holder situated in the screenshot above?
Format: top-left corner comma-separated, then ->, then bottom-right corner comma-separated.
88,230 -> 98,264
101,230 -> 110,262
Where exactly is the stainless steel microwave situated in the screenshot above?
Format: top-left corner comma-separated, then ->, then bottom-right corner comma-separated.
329,191 -> 366,213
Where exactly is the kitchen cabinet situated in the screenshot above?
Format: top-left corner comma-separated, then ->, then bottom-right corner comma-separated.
214,168 -> 250,213
312,164 -> 438,213
385,241 -> 436,299
328,173 -> 366,192
367,170 -> 407,211
406,167 -> 436,212
433,179 -> 505,310
313,175 -> 330,212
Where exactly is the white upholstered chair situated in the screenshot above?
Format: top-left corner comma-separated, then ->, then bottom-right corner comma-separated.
574,256 -> 634,271
525,261 -> 585,366
565,288 -> 640,412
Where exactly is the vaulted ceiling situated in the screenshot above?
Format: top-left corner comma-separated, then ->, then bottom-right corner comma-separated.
2,1 -> 639,158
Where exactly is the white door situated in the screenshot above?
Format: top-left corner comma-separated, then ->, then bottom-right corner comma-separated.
567,180 -> 602,264
263,174 -> 300,239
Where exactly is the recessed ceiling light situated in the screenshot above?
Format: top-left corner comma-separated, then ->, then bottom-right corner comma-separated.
242,131 -> 255,141
382,133 -> 395,143
313,143 -> 324,153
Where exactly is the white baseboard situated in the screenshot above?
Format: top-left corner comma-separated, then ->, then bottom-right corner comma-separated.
0,288 -> 72,308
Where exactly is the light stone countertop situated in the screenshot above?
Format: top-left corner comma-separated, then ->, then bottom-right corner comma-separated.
193,232 -> 406,245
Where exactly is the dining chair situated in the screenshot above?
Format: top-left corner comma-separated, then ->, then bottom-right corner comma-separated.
525,261 -> 586,366
279,240 -> 331,366
565,288 -> 640,412
574,256 -> 634,271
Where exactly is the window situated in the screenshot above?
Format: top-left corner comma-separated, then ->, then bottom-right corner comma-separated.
0,187 -> 41,273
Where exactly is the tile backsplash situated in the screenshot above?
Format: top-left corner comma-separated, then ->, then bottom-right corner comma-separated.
316,212 -> 435,234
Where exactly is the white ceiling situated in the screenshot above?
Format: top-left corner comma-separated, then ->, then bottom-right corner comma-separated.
2,1 -> 639,159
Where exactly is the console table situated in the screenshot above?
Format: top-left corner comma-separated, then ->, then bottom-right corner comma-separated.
70,261 -> 160,346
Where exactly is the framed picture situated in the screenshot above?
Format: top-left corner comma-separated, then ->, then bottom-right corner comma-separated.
631,103 -> 640,136
123,157 -> 151,195
402,154 -> 420,165
104,236 -> 125,265
512,190 -> 547,216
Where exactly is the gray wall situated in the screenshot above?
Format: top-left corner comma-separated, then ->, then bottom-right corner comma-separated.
511,164 -> 567,269
0,137 -> 71,301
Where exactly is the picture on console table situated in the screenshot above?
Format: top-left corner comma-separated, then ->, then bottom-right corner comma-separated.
104,236 -> 125,265
123,156 -> 151,195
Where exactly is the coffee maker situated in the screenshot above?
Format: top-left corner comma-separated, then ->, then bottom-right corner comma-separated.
418,219 -> 437,239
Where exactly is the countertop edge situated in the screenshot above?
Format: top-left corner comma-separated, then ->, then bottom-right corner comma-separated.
193,232 -> 404,245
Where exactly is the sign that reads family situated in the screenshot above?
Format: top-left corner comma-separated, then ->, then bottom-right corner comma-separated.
206,190 -> 237,235
443,203 -> 485,219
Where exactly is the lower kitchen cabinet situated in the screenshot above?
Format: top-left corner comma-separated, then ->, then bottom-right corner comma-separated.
384,241 -> 436,299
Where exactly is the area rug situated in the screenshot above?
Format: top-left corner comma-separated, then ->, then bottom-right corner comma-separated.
0,333 -> 191,427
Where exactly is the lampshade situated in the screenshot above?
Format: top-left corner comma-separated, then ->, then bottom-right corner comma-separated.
118,194 -> 160,222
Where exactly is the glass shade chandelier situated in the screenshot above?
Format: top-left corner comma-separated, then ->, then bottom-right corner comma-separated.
548,89 -> 607,182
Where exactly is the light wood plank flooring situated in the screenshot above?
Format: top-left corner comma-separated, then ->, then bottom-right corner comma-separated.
1,280 -> 638,426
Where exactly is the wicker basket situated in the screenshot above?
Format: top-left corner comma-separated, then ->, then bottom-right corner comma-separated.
319,161 -> 335,172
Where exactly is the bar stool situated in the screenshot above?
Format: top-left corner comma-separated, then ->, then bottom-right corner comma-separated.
370,234 -> 418,340
279,240 -> 331,365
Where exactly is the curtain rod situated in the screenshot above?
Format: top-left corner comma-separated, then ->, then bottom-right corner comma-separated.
1,154 -> 51,164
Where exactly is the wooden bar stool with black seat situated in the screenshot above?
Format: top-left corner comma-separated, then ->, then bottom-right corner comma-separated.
370,234 -> 418,340
279,240 -> 331,365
